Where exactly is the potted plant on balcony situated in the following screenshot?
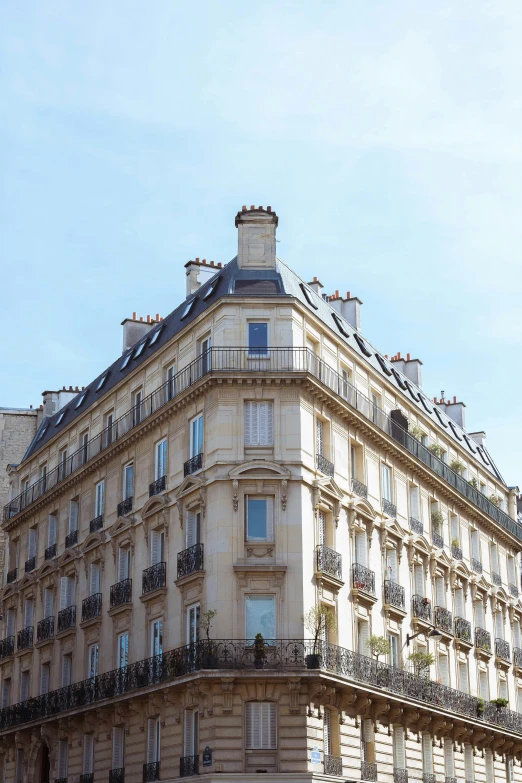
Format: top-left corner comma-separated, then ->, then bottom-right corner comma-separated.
254,633 -> 267,669
303,605 -> 337,670
449,458 -> 466,475
408,651 -> 435,679
489,493 -> 503,508
476,696 -> 485,717
490,697 -> 508,711
468,477 -> 478,489
427,443 -> 445,459
201,609 -> 218,669
408,423 -> 425,441
367,635 -> 391,685
431,510 -> 444,527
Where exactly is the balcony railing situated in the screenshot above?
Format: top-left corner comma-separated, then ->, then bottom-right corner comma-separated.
57,605 -> 76,633
382,498 -> 397,518
432,531 -> 444,549
37,616 -> 54,643
45,544 -> 56,560
143,562 -> 166,595
445,778 -> 457,783
109,770 -> 124,783
65,530 -> 78,548
80,774 -> 94,783
316,545 -> 342,580
0,637 -> 14,659
475,627 -> 491,653
17,626 -> 33,651
472,558 -> 483,574
177,544 -> 204,580
324,755 -> 342,775
316,454 -> 334,477
423,775 -> 436,783
412,594 -> 431,622
352,478 -> 367,499
25,556 -> 36,573
149,476 -> 166,497
110,579 -> 132,609
352,563 -> 375,595
495,638 -> 510,662
410,517 -> 423,535
118,497 -> 133,517
394,770 -> 408,783
143,762 -> 160,782
6,568 -> 17,584
56,778 -> 67,783
514,647 -> 522,668
361,761 -> 378,781
384,579 -> 405,609
82,594 -> 102,623
510,583 -> 519,598
184,453 -> 203,477
451,544 -> 463,560
89,514 -> 104,534
434,606 -> 453,634
492,571 -> 502,587
180,755 -> 199,777
454,617 -> 471,644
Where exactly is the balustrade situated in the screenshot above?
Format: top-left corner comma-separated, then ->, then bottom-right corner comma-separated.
384,580 -> 405,609
352,564 -> 375,595
316,545 -> 342,580
143,562 -> 166,595
316,454 -> 334,477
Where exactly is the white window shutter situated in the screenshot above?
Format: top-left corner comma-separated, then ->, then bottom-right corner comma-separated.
316,420 -> 323,456
414,564 -> 424,597
112,727 -> 124,769
393,726 -> 405,769
439,655 -> 449,686
23,600 -> 33,628
6,609 -> 14,638
147,717 -> 159,764
459,661 -> 469,693
186,512 -> 196,549
40,664 -> 50,695
471,530 -> 480,561
455,589 -> 464,618
150,530 -> 160,566
318,512 -> 326,547
465,744 -> 474,782
435,577 -> 445,607
124,465 -> 133,500
259,403 -> 268,445
83,734 -> 94,774
444,737 -> 454,776
62,655 -> 72,687
496,611 -> 504,640
265,402 -> 273,445
323,708 -> 331,755
246,703 -> 257,749
28,529 -> 37,559
422,733 -> 433,774
479,670 -> 489,700
266,497 -> 274,542
89,563 -> 100,595
20,672 -> 29,702
47,516 -> 57,547
118,548 -> 129,582
358,621 -> 369,655
500,679 -> 508,700
475,601 -> 485,629
69,500 -> 79,532
244,402 -> 253,446
184,709 -> 194,756
44,589 -> 54,619
386,549 -> 398,582
57,740 -> 68,779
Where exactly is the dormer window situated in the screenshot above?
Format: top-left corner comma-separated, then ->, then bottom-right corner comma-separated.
55,410 -> 67,426
180,298 -> 197,320
300,283 -> 319,310
203,277 -> 220,300
75,392 -> 87,409
149,326 -> 163,346
95,373 -> 109,392
134,340 -> 147,359
120,352 -> 132,371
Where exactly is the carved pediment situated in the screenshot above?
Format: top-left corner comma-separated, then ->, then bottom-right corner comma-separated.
495,586 -> 509,604
17,573 -> 36,592
81,532 -> 105,553
38,562 -> 57,580
57,549 -> 78,570
174,474 -> 207,502
229,461 -> 291,480
382,517 -> 407,542
141,494 -> 172,520
350,497 -> 376,522
312,475 -> 343,503
1,584 -> 18,602
453,561 -> 471,581
108,516 -> 135,537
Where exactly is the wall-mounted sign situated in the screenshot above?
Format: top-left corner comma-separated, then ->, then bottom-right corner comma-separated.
203,746 -> 213,767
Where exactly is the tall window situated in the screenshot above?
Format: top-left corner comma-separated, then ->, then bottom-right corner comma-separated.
47,514 -> 57,549
496,610 -> 505,641
20,670 -> 30,702
454,587 -> 465,619
40,663 -> 50,695
386,549 -> 398,582
245,703 -> 277,749
450,514 -> 460,547
491,543 -> 500,577
186,509 -> 201,549
27,528 -> 37,562
95,480 -> 105,518
43,587 -> 54,619
444,737 -> 454,779
316,419 -> 324,457
106,411 -> 114,446
166,364 -> 176,401
61,654 -> 72,687
150,529 -> 165,566
123,463 -> 134,501
1,678 -> 10,709
459,658 -> 469,693
83,734 -> 94,778
151,619 -> 163,657
357,619 -> 369,655
199,336 -> 212,374
475,600 -> 485,629
87,643 -> 99,678
393,725 -> 406,771
133,389 -> 143,426
355,530 -> 368,567
422,734 -> 433,776
155,439 -> 167,480
190,415 -> 204,458
15,750 -> 24,783
184,708 -> 199,760
57,739 -> 68,781
388,634 -> 399,668
112,727 -> 125,773
89,563 -> 101,596
508,556 -> 517,589
248,323 -> 268,356
5,608 -> 14,639
187,605 -> 200,645
435,576 -> 445,608
118,632 -> 129,668
23,598 -> 34,629
245,595 -> 275,640
59,449 -> 68,481
381,464 -> 392,502
68,499 -> 79,535
438,653 -> 450,686
479,669 -> 489,700
361,719 -> 374,767
80,430 -> 89,465
409,485 -> 420,522
40,463 -> 47,492
244,402 -> 273,446
370,392 -> 380,424
60,575 -> 75,611
485,749 -> 495,783
323,708 -> 331,757
506,757 -> 515,783
246,497 -> 274,542
117,546 -> 131,582
147,716 -> 161,767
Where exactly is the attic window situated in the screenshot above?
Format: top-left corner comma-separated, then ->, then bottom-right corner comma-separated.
75,392 -> 87,409
55,410 -> 67,426
332,312 -> 350,338
449,421 -> 463,441
353,333 -> 373,357
36,423 -> 48,442
149,326 -> 163,346
477,447 -> 490,465
180,297 -> 197,320
376,354 -> 393,376
404,380 -> 420,402
300,283 -> 319,310
134,340 -> 147,359
434,408 -> 449,428
120,352 -> 132,371
203,277 -> 220,300
391,368 -> 407,391
95,373 -> 109,392
419,395 -> 433,413
464,434 -> 477,453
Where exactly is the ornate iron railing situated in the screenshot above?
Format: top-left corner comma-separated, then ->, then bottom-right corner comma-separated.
324,755 -> 342,775
80,774 -> 94,783
6,568 -> 17,584
65,530 -> 78,548
143,562 -> 166,595
45,544 -> 56,560
143,761 -> 160,782
445,778 -> 457,783
25,556 -> 36,573
510,583 -> 519,598
316,545 -> 342,580
383,498 -> 397,518
451,544 -> 463,560
17,627 -> 33,651
184,453 -> 203,477
394,770 -> 408,783
0,637 -> 14,659
109,769 -> 124,783
149,476 -> 166,497
423,775 -> 436,783
412,594 -> 431,622
352,478 -> 367,498
475,627 -> 491,653
89,514 -> 103,534
361,761 -> 378,781
434,606 -> 453,634
177,544 -> 204,580
37,617 -> 54,643
110,579 -> 132,608
492,571 -> 502,587
180,755 -> 199,777
455,617 -> 471,643
410,517 -> 423,535
384,579 -> 405,609
432,531 -> 444,549
514,647 -> 522,668
55,778 -> 67,783
82,594 -> 102,623
472,558 -> 482,574
57,605 -> 76,633
352,563 -> 375,595
495,638 -> 510,661
118,497 -> 133,517
316,454 -> 334,477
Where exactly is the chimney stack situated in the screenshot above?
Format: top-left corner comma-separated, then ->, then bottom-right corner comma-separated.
184,258 -> 222,298
443,396 -> 466,428
235,206 -> 278,270
390,352 -> 422,388
308,277 -> 324,296
469,431 -> 486,447
121,313 -> 157,354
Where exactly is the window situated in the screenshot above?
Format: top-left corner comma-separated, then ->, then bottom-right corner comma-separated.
155,439 -> 167,480
89,563 -> 101,596
40,663 -> 50,695
151,619 -> 163,657
422,733 -> 433,775
57,739 -> 68,780
409,485 -> 420,522
316,419 -> 324,457
389,634 -> 399,668
244,401 -> 273,446
450,514 -> 459,547
133,389 -> 143,426
381,464 -> 392,502
20,670 -> 30,702
246,497 -> 274,542
59,448 -> 68,481
499,678 -> 508,701
83,734 -> 95,776
414,563 -> 425,598
55,409 -> 66,426
435,576 -> 445,608
386,549 -> 398,582
23,598 -> 34,629
355,530 -> 368,567
518,687 -> 522,714
112,727 -> 125,772
350,442 -> 362,481
60,575 -> 75,610
180,297 -> 197,319
15,750 -> 24,783
150,529 -> 165,566
62,654 -> 72,687
123,463 -> 134,501
1,678 -> 10,708
245,595 -> 275,640
88,643 -> 99,678
438,653 -> 450,686
37,423 -> 49,441
479,669 -> 489,700
340,366 -> 350,399
43,587 -> 54,619
470,529 -> 481,564
47,514 -> 57,548
95,480 -> 105,518
455,587 -> 465,619
149,326 -> 163,346
203,277 -> 220,300
357,619 -> 369,655
40,463 -> 47,492
485,749 -> 495,783
508,555 -> 517,588
393,725 -> 406,771
118,632 -> 129,668
318,511 -> 326,547
475,600 -> 485,629
5,608 -> 14,638
27,527 -> 37,561
332,312 -> 350,338
117,546 -> 131,582
371,391 -> 380,424
184,708 -> 199,759
300,283 -> 319,309
120,351 -> 132,370
80,430 -> 89,464
166,364 -> 176,401
443,737 -> 454,778
147,716 -> 161,765
186,509 -> 201,548
496,610 -> 504,641
459,659 -> 469,693
96,373 -> 109,392
187,604 -> 200,645
75,391 -> 87,409
361,720 -> 374,766
245,702 -> 277,749
199,336 -> 212,374
248,323 -> 268,356
68,499 -> 79,534
190,415 -> 204,458
106,411 -> 114,446
134,340 -> 147,359
22,477 -> 29,506
514,620 -> 521,651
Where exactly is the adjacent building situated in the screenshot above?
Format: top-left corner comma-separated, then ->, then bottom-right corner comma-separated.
1,206 -> 522,783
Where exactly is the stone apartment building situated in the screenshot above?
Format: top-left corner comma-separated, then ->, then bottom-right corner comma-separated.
1,206 -> 522,783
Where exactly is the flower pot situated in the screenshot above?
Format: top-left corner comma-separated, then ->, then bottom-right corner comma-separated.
306,653 -> 321,670
254,658 -> 265,669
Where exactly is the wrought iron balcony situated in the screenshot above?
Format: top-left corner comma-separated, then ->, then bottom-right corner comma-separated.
472,558 -> 483,574
316,454 -> 334,477
82,594 -> 102,623
445,778 -> 457,783
412,594 -> 432,622
475,627 -> 491,653
17,626 -> 33,651
510,583 -> 519,598
57,605 -> 76,633
451,544 -> 463,560
325,755 -> 342,775
492,571 -> 502,587
177,544 -> 204,580
118,497 -> 133,517
423,775 -> 436,783
45,544 -> 56,560
352,563 -> 375,595
80,774 -> 94,783
56,778 -> 67,783
410,517 -> 423,535
394,770 -> 408,783
65,530 -> 78,548
25,556 -> 36,573
382,498 -> 397,518
514,647 -> 522,668
455,617 -> 471,643
184,453 -> 203,476
149,475 -> 166,497
142,562 -> 166,595
0,637 -> 14,659
432,531 -> 444,549
495,637 -> 510,662
361,761 -> 378,781
89,514 -> 104,534
37,616 -> 54,643
109,769 -> 124,783
110,579 -> 132,609
143,762 -> 160,782
352,478 -> 367,498
434,606 -> 453,634
384,579 -> 405,609
180,755 -> 199,777
316,545 -> 342,580
6,568 -> 17,584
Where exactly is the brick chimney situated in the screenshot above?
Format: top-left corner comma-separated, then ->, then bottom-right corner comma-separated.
121,312 -> 157,354
184,258 -> 222,298
235,206 -> 278,270
444,396 -> 466,428
390,352 -> 422,387
308,277 -> 324,296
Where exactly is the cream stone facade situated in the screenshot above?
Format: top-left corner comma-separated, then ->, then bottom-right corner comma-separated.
1,206 -> 522,783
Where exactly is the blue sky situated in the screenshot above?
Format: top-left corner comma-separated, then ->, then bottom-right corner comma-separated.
2,1 -> 521,485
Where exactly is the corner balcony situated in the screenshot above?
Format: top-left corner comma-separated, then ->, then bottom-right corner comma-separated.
117,497 -> 133,517
25,556 -> 36,574
45,544 -> 56,561
142,562 -> 166,595
412,594 -> 432,623
89,514 -> 104,534
143,762 -> 160,782
475,627 -> 491,655
0,637 -> 14,659
324,755 -> 342,776
434,606 -> 453,635
454,617 -> 471,645
351,564 -> 375,597
184,453 -> 203,477
495,637 -> 510,663
149,475 -> 166,497
110,579 -> 132,609
65,530 -> 78,548
410,517 -> 423,535
177,544 -> 204,580
351,478 -> 367,499
384,580 -> 405,611
57,605 -> 76,633
316,545 -> 342,583
316,454 -> 334,477
382,498 -> 397,518
361,761 -> 378,781
180,756 -> 198,777
17,626 -> 33,651
81,594 -> 102,623
36,616 -> 55,644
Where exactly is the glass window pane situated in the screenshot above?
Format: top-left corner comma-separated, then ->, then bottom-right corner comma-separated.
247,498 -> 267,540
245,595 -> 275,640
249,323 -> 268,355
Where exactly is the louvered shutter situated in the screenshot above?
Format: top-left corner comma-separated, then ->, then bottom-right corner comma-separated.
15,750 -> 24,783
1,680 -> 10,709
358,621 -> 369,655
89,563 -> 100,595
465,744 -> 474,782
491,544 -> 499,573
6,609 -> 14,638
323,708 -> 331,755
496,611 -> 504,640
47,516 -> 57,547
147,717 -> 159,764
439,655 -> 449,686
500,679 -> 508,700
266,497 -> 274,542
387,549 -> 398,582
410,487 -> 420,520
514,622 -> 521,650
265,403 -> 273,445
450,515 -> 459,542
246,703 -> 277,750
28,529 -> 37,559
479,670 -> 489,700
435,578 -> 445,607
244,402 -> 254,446
69,500 -> 79,532
471,530 -> 480,561
444,737 -> 454,776
67,576 -> 75,607
475,600 -> 485,629
184,709 -> 195,756
414,564 -> 424,597
318,512 -> 326,547
363,719 -> 373,743
40,664 -> 50,695
20,672 -> 29,702
150,530 -> 162,566
356,531 -> 367,567
258,403 -> 268,446
455,589 -> 464,618
186,511 -> 196,548
23,600 -> 33,628
83,734 -> 94,774
44,589 -> 54,619
393,726 -> 405,769
262,704 -> 276,749
62,655 -> 72,687
57,740 -> 68,779
112,727 -> 124,769
422,733 -> 433,774
316,420 -> 323,456
459,660 -> 469,693
246,703 -> 257,749
485,749 -> 494,782
118,548 -> 129,582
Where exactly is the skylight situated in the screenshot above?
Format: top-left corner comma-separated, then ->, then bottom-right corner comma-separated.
36,423 -> 48,442
376,354 -> 393,377
75,392 -> 87,409
434,408 -> 448,428
95,373 -> 109,392
134,340 -> 147,359
149,326 -> 163,346
449,421 -> 463,441
299,283 -> 319,310
404,380 -> 420,402
203,277 -> 220,300
331,312 -> 350,338
419,395 -> 433,414
120,352 -> 132,371
353,333 -> 373,357
180,297 -> 197,320
55,409 -> 67,426
464,434 -> 477,453
391,368 -> 407,391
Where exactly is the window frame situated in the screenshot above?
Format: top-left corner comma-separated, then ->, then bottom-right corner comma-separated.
248,322 -> 269,357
